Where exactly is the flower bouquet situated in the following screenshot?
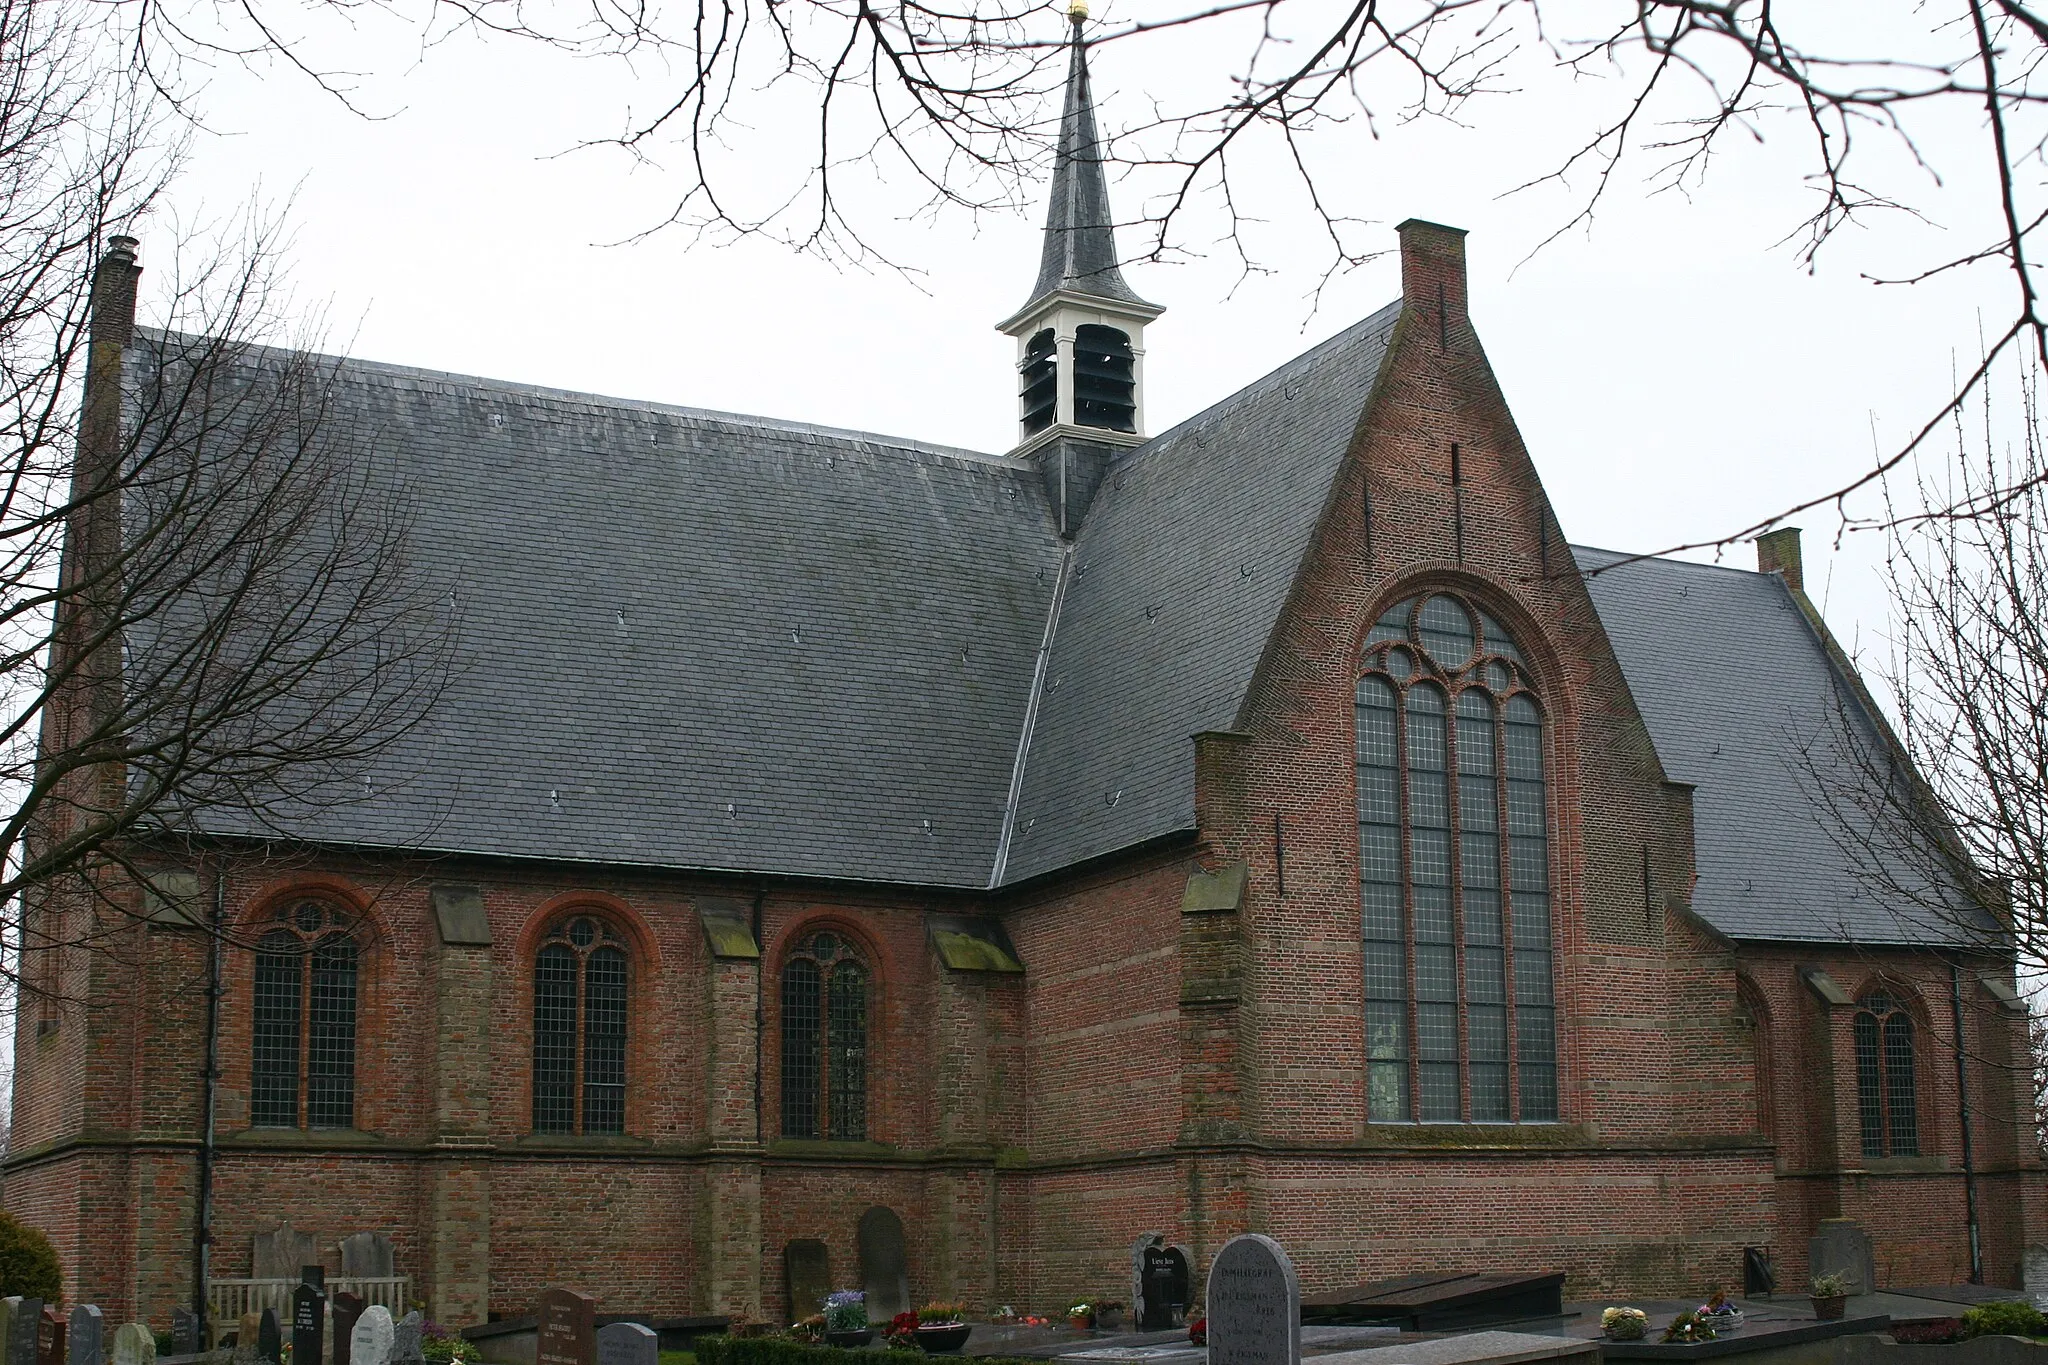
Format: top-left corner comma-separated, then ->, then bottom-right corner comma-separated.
1662,1311 -> 1719,1345
1601,1308 -> 1648,1342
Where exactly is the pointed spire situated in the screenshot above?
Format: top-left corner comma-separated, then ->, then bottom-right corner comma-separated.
1022,4 -> 1153,311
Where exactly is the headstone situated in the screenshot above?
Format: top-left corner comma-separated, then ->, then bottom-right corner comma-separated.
253,1224 -> 323,1282
595,1323 -> 657,1365
108,1326 -> 153,1365
330,1295 -> 364,1365
67,1307 -> 103,1365
785,1240 -> 832,1320
1137,1238 -> 1190,1331
535,1291 -> 595,1365
39,1306 -> 65,1365
1808,1218 -> 1876,1296
337,1235 -> 394,1280
294,1281 -> 327,1365
0,1302 -> 18,1365
390,1313 -> 423,1365
11,1299 -> 45,1365
257,1309 -> 282,1365
348,1308 -> 394,1365
2028,1245 -> 2048,1310
857,1207 -> 911,1321
170,1309 -> 202,1357
1206,1234 -> 1300,1365
235,1314 -> 261,1364
1131,1235 -> 1162,1331
1169,1247 -> 1194,1320
301,1266 -> 326,1293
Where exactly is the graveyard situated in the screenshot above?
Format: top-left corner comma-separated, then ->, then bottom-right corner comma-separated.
8,1218 -> 2042,1365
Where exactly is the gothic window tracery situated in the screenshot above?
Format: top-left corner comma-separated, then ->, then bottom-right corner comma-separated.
1854,990 -> 1919,1157
780,931 -> 869,1141
1357,592 -> 1558,1122
252,898 -> 359,1129
531,913 -> 629,1135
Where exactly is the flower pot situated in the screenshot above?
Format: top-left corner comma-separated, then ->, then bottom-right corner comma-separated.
1068,1316 -> 1093,1332
826,1329 -> 875,1348
1603,1326 -> 1646,1343
915,1325 -> 971,1354
1703,1311 -> 1744,1335
1811,1296 -> 1847,1323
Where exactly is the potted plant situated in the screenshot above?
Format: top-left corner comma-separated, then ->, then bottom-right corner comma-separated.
1809,1273 -> 1851,1322
1698,1290 -> 1744,1334
824,1291 -> 874,1347
1067,1302 -> 1094,1331
1601,1309 -> 1648,1342
914,1303 -> 972,1354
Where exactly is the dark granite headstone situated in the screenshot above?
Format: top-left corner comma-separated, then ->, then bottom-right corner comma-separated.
1169,1246 -> 1193,1317
1139,1241 -> 1188,1331
301,1266 -> 326,1293
535,1290 -> 596,1365
330,1294 -> 364,1365
595,1323 -> 657,1365
257,1309 -> 282,1365
10,1299 -> 45,1365
1809,1219 -> 1876,1295
294,1282 -> 327,1365
856,1207 -> 910,1321
170,1309 -> 201,1358
390,1313 -> 423,1365
1206,1234 -> 1300,1365
67,1307 -> 102,1365
785,1240 -> 832,1320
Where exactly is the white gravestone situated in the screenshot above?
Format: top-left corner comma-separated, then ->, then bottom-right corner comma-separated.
349,1309 -> 394,1365
107,1327 -> 152,1365
1206,1235 -> 1299,1365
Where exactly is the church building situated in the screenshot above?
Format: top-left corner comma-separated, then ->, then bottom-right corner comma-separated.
6,6 -> 2042,1330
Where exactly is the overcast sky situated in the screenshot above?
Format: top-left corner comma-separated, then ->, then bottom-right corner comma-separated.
146,2 -> 2008,674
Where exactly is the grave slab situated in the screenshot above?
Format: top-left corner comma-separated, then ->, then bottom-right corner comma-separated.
858,1209 -> 911,1322
784,1242 -> 831,1322
1809,1220 -> 1877,1296
1310,1331 -> 1597,1365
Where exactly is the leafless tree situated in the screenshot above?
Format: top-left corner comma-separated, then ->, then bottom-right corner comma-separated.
0,0 -> 451,1002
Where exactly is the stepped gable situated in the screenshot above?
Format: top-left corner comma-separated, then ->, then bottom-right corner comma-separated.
1575,543 -> 1977,945
1000,302 -> 1401,884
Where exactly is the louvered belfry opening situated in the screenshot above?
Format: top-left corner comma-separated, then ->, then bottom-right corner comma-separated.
1021,329 -> 1058,435
1073,324 -> 1136,432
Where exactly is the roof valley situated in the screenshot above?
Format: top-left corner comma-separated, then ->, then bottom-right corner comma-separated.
987,543 -> 1077,887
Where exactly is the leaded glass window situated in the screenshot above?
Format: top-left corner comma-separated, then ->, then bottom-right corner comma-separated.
1853,991 -> 1919,1157
781,931 -> 870,1140
251,900 -> 358,1129
531,914 -> 629,1135
1356,593 -> 1559,1122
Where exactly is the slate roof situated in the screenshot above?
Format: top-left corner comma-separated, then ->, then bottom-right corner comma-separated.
1574,545 -> 1973,946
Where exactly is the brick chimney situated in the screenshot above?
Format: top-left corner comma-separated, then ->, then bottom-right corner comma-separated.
1756,527 -> 1803,591
1397,218 -> 1468,348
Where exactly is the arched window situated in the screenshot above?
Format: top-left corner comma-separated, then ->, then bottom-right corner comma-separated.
532,914 -> 629,1135
1735,979 -> 1774,1138
1854,991 -> 1919,1157
781,931 -> 869,1140
252,899 -> 359,1129
1358,593 -> 1557,1123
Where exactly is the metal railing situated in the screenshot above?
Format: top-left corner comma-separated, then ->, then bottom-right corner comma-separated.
207,1277 -> 412,1324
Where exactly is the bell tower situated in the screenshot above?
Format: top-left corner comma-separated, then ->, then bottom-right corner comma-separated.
996,0 -> 1162,535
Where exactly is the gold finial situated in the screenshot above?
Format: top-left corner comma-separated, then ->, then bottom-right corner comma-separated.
1067,0 -> 1087,19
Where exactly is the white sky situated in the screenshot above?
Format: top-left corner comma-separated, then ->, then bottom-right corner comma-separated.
147,1 -> 2011,680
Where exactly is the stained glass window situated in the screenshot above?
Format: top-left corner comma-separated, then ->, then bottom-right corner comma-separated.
530,915 -> 630,1135
782,932 -> 870,1140
1355,593 -> 1558,1122
251,901 -> 357,1129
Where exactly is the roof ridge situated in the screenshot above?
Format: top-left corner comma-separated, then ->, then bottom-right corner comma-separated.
1571,542 -> 1769,580
131,326 -> 1027,473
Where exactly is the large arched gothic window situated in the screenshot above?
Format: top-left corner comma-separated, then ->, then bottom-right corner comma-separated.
781,931 -> 869,1140
252,899 -> 359,1129
532,914 -> 629,1135
1357,593 -> 1557,1123
1854,991 -> 1919,1157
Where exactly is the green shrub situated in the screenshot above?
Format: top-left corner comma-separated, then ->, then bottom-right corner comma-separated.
1960,1302 -> 2047,1340
0,1212 -> 61,1301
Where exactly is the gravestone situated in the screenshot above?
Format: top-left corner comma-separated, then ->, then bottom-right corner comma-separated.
349,1308 -> 394,1365
535,1290 -> 596,1365
294,1280 -> 327,1365
0,1302 -> 18,1365
1169,1247 -> 1194,1319
785,1241 -> 832,1320
1809,1219 -> 1876,1295
1137,1238 -> 1190,1331
108,1326 -> 153,1365
67,1307 -> 103,1365
257,1309 -> 282,1365
1206,1234 -> 1300,1365
338,1236 -> 394,1280
170,1309 -> 201,1357
253,1225 -> 323,1282
39,1306 -> 65,1365
235,1314 -> 261,1365
857,1207 -> 911,1321
1131,1235 -> 1163,1330
2029,1245 -> 2048,1309
595,1323 -> 657,1365
11,1299 -> 45,1365
301,1266 -> 326,1293
390,1313 -> 423,1365
330,1295 -> 365,1365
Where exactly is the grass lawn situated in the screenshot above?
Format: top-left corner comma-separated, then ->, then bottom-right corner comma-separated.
659,1351 -> 697,1365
